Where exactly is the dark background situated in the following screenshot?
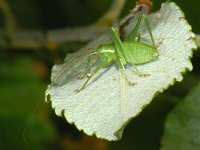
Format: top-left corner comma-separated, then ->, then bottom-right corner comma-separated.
0,0 -> 200,150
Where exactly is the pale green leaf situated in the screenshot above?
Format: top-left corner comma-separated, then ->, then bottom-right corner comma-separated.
161,81 -> 200,150
45,2 -> 197,141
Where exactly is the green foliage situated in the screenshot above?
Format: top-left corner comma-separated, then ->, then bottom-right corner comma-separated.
7,0 -> 40,28
0,57 -> 57,150
161,81 -> 200,150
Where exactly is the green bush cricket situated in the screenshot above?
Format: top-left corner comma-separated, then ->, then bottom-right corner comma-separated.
75,14 -> 158,92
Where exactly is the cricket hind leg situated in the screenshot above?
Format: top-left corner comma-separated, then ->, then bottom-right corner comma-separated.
110,27 -> 136,85
142,14 -> 156,47
125,14 -> 155,77
74,60 -> 112,92
125,14 -> 143,42
125,14 -> 156,47
120,62 -> 149,86
118,60 -> 137,86
131,63 -> 150,77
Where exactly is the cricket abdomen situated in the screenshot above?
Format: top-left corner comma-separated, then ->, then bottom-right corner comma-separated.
123,41 -> 158,64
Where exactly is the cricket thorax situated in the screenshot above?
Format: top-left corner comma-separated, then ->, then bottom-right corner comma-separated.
97,44 -> 116,61
97,44 -> 115,53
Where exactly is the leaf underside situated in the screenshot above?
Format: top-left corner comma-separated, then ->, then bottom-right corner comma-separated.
45,2 -> 197,141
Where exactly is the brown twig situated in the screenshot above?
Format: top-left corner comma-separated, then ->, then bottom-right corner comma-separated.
136,0 -> 152,13
0,0 -> 18,36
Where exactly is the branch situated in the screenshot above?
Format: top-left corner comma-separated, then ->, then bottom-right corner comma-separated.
0,0 -> 18,36
0,25 -> 107,50
96,0 -> 126,26
0,0 -> 129,50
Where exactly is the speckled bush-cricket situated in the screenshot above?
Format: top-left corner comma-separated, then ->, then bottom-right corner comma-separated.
75,14 -> 158,92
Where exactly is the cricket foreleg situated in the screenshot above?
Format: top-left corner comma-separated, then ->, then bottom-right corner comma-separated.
76,53 -> 95,80
74,60 -> 112,92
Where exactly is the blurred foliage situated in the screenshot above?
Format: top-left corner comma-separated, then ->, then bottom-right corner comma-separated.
161,81 -> 200,150
0,55 -> 57,149
0,0 -> 200,150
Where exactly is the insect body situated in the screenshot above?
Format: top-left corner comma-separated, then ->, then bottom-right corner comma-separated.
96,41 -> 158,65
75,14 -> 158,92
